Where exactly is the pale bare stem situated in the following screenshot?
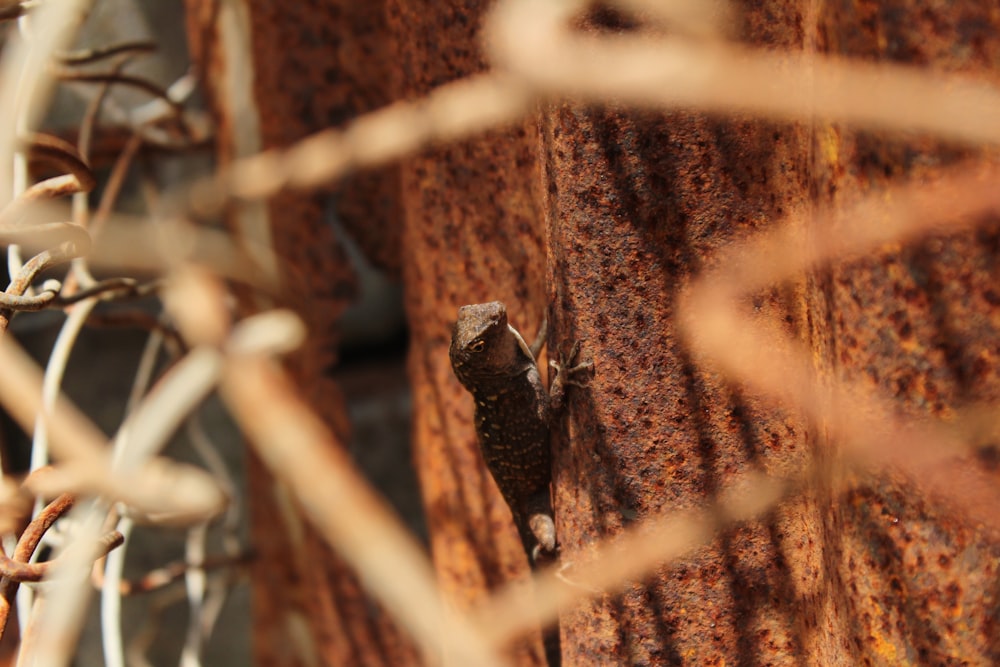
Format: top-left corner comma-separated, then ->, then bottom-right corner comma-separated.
58,71 -> 185,114
15,582 -> 44,666
57,71 -> 191,140
80,210 -> 274,282
198,569 -> 236,655
226,308 -> 306,357
8,318 -> 224,666
68,52 -> 133,290
0,2 -> 235,663
99,515 -> 132,667
181,418 -> 242,658
6,7 -> 38,285
189,73 -> 532,214
5,6 -> 44,298
0,335 -> 226,521
180,0 -> 1000,223
58,40 -> 156,65
65,88 -> 210,148
0,136 -> 94,238
0,488 -> 70,639
127,329 -> 165,412
88,132 -> 143,241
160,269 -> 501,664
206,0 -> 271,284
100,326 -> 163,667
19,298 -> 98,626
17,519 -> 123,667
29,300 -> 96,479
127,581 -> 195,667
179,523 -> 208,667
484,0 -> 1000,145
186,416 -> 241,552
92,551 -> 250,598
109,347 -> 224,476
133,69 -> 200,124
220,356 -> 504,667
18,507 -> 104,667
0,0 -> 95,207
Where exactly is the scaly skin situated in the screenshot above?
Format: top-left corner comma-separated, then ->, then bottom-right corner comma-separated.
450,301 -> 591,667
449,301 -> 591,563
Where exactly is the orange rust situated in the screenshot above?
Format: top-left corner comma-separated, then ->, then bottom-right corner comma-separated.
542,99 -> 818,664
805,2 -> 1000,663
185,0 -> 1000,664
544,2 -> 1000,665
387,0 -> 549,662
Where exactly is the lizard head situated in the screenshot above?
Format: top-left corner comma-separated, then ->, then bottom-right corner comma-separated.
449,301 -> 520,382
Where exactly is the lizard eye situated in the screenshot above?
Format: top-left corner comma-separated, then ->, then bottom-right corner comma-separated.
468,340 -> 485,352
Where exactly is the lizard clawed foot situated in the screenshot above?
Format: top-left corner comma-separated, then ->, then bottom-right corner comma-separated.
550,340 -> 594,388
548,340 -> 593,413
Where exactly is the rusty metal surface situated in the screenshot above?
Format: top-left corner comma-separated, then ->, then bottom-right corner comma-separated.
387,0 -> 550,662
537,2 -> 1000,665
184,2 -> 416,666
186,0 -> 1000,664
542,103 -> 819,663
810,2 -> 1000,664
303,0 -> 404,280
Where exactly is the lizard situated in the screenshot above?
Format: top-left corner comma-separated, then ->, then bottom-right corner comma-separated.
449,301 -> 592,666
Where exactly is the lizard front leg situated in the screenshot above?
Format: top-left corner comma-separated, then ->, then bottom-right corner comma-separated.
529,318 -> 547,360
549,340 -> 594,415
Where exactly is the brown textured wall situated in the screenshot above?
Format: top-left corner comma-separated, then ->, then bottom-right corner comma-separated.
540,56 -> 820,667
387,0 -> 550,661
811,1 -> 1000,663
185,0 -> 1000,664
539,1 -> 1000,663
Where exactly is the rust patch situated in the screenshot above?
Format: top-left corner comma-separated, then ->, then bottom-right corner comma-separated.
541,0 -> 1000,664
187,0 -> 1000,664
388,0 -> 549,662
808,2 -> 1000,664
542,97 -> 819,665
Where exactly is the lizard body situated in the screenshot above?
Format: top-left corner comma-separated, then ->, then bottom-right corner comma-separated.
449,301 -> 590,564
450,301 -> 590,667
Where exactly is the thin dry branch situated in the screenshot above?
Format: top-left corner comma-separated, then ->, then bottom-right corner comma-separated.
0,335 -> 226,520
